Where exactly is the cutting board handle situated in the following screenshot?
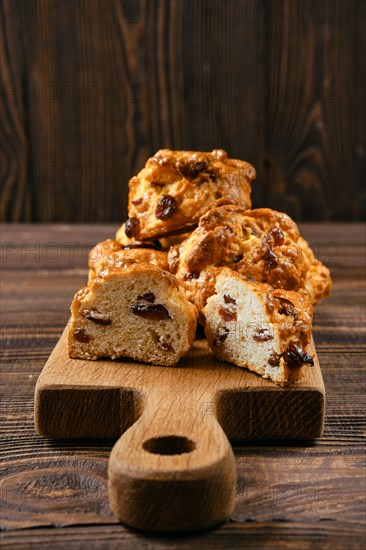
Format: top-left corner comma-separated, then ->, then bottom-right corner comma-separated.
108,392 -> 236,532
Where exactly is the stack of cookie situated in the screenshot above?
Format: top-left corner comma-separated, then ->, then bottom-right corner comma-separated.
68,149 -> 331,385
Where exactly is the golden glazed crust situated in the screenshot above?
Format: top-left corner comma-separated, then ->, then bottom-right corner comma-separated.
298,237 -> 332,305
124,149 -> 256,239
169,206 -> 307,314
262,285 -> 313,349
88,239 -> 169,282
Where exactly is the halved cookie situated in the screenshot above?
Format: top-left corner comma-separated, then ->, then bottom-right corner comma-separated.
68,263 -> 197,367
203,268 -> 314,386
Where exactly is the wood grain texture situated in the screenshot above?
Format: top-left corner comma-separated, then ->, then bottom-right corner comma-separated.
34,326 -> 323,531
35,329 -> 324,441
1,223 -> 365,545
264,0 -> 366,221
1,0 -> 365,223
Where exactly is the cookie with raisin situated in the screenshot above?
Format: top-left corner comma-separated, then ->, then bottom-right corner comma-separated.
68,263 -> 197,366
204,268 -> 314,386
119,149 -> 255,240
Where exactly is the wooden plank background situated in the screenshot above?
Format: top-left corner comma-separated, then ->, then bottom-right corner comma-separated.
1,0 -> 365,223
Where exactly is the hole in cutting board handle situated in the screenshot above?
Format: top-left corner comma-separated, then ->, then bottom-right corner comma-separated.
143,435 -> 196,456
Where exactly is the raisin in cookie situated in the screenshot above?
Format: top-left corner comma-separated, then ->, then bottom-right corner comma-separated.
115,223 -> 190,252
120,149 -> 256,240
115,223 -> 164,250
68,263 -> 197,366
169,206 -> 307,314
203,268 -> 314,386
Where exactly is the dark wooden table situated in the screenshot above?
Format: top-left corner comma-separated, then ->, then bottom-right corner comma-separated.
1,223 -> 365,548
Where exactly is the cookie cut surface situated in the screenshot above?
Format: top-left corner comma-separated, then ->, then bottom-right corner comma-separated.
68,263 -> 197,367
203,268 -> 314,386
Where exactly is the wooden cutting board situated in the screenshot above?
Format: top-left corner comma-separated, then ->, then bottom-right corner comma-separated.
34,325 -> 325,532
